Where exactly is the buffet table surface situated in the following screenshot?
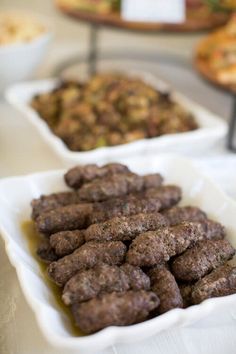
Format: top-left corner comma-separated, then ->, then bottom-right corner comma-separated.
1,1 -> 236,352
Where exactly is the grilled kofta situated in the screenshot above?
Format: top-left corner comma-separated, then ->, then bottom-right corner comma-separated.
64,163 -> 130,189
192,264 -> 236,304
71,290 -> 159,334
48,241 -> 126,286
62,263 -> 150,305
148,266 -> 183,314
172,239 -> 235,282
85,212 -> 168,242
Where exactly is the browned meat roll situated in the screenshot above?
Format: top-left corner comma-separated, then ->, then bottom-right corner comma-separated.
142,174 -> 164,189
31,191 -> 82,220
172,239 -> 235,282
71,290 -> 159,334
50,230 -> 85,257
47,241 -> 126,286
78,173 -> 143,202
162,206 -> 207,226
148,266 -> 183,314
62,264 -> 129,305
200,219 -> 226,240
62,263 -> 150,305
89,195 -> 162,225
126,222 -> 204,267
36,203 -> 93,235
85,212 -> 168,242
192,264 -> 236,304
64,163 -> 130,189
78,173 -> 163,202
144,186 -> 182,210
89,185 -> 181,225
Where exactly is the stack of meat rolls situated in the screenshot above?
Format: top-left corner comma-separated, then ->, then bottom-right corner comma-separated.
30,163 -> 236,334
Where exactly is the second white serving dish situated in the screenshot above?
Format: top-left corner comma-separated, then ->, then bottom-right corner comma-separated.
5,71 -> 227,164
0,11 -> 53,93
0,153 -> 236,353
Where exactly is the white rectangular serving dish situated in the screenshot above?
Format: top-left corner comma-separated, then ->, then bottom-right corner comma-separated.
5,71 -> 227,164
0,154 -> 236,353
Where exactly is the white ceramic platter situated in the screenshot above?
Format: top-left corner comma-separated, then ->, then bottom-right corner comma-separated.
0,154 -> 236,353
5,71 -> 227,164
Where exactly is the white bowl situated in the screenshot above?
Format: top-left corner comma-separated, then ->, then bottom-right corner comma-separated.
5,71 -> 228,164
0,153 -> 236,353
0,15 -> 52,92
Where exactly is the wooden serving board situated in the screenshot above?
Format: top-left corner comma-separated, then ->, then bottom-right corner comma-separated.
195,55 -> 236,94
57,4 -> 230,32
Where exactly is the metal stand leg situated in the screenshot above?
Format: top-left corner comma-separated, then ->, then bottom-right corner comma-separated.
88,24 -> 98,75
227,95 -> 236,152
52,24 -> 99,77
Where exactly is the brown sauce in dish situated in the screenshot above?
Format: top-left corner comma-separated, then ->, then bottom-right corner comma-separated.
21,221 -> 84,336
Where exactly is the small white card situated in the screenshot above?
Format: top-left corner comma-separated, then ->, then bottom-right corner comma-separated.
121,0 -> 186,24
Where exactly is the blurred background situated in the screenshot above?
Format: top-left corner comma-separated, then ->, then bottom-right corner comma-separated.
0,0 -> 234,120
